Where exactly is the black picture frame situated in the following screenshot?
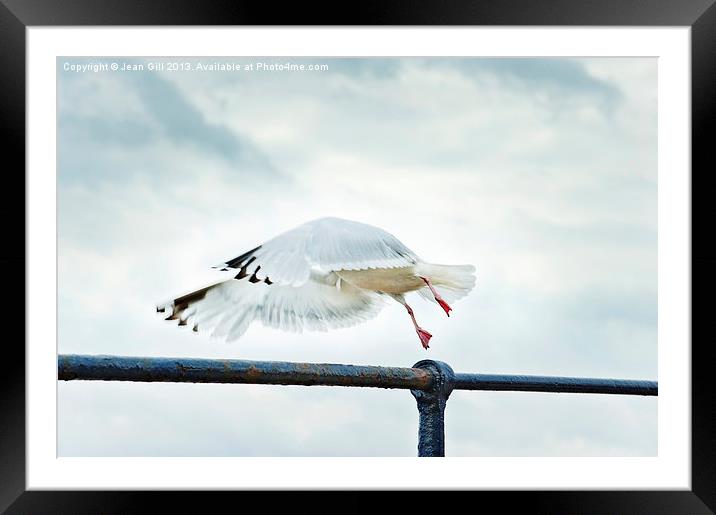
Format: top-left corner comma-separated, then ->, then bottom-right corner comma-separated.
2,0 -> 713,512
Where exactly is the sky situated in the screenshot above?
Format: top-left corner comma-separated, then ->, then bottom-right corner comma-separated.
57,57 -> 657,457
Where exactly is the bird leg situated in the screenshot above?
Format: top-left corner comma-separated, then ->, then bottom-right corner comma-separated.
405,303 -> 432,350
391,294 -> 432,349
420,276 -> 452,317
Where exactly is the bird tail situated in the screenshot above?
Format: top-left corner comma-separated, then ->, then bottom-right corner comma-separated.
414,263 -> 476,304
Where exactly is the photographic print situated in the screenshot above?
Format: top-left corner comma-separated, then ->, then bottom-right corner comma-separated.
57,56 -> 657,457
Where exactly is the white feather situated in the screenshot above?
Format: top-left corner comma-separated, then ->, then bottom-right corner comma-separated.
414,263 -> 477,304
220,217 -> 419,287
160,217 -> 476,344
174,275 -> 385,342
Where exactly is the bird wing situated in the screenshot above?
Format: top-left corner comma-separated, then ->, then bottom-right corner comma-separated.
159,273 -> 385,342
215,217 -> 419,287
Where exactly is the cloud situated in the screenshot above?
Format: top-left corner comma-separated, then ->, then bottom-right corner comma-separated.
58,59 -> 281,189
132,70 -> 275,170
450,58 -> 621,110
57,57 -> 657,457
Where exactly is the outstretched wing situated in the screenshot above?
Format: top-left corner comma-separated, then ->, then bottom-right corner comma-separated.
214,217 -> 419,287
158,273 -> 385,342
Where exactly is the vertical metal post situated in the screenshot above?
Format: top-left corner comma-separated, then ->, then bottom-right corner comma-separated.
411,360 -> 455,457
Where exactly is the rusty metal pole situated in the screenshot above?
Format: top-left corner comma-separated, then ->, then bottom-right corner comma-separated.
411,360 -> 455,457
58,354 -> 657,457
57,354 -> 432,390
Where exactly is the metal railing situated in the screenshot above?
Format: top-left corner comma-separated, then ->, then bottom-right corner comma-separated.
58,354 -> 658,457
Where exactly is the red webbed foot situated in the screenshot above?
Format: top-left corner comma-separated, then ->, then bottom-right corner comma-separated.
437,298 -> 452,317
416,328 -> 432,350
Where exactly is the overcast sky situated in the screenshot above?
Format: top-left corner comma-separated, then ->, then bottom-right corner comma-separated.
57,57 -> 657,457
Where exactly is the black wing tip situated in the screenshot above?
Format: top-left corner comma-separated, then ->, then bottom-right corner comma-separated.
248,265 -> 262,283
220,245 -> 262,270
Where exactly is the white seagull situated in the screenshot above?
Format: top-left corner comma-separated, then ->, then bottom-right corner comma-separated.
157,217 -> 476,349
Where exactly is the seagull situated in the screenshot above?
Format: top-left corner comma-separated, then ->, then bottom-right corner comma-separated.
157,217 -> 476,349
